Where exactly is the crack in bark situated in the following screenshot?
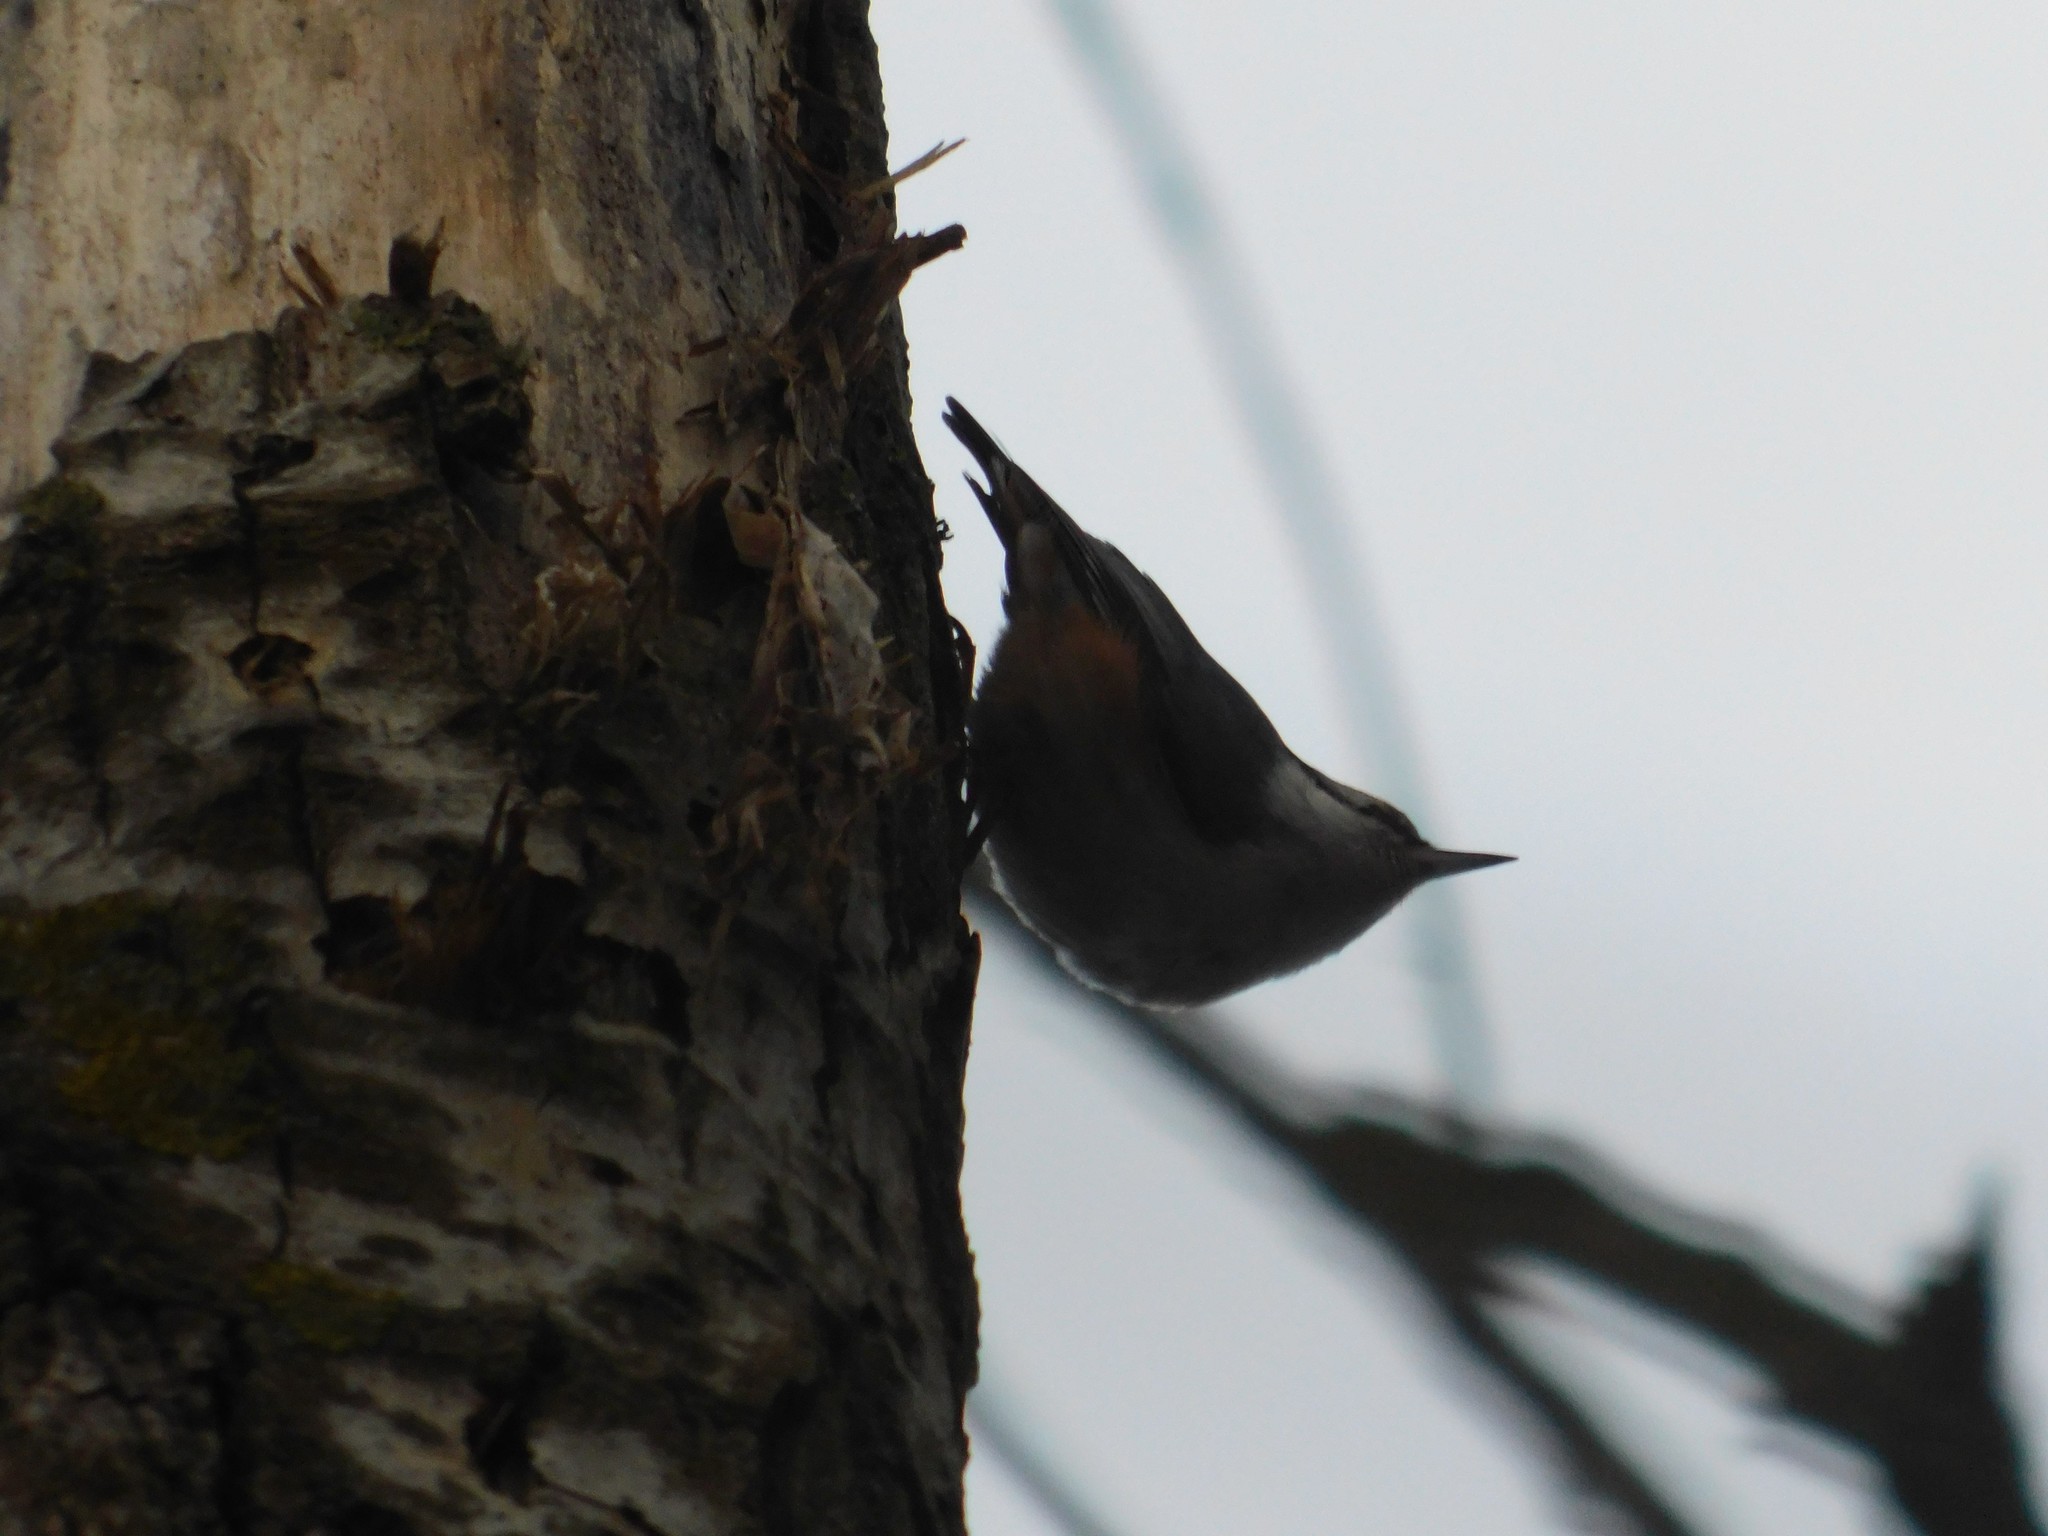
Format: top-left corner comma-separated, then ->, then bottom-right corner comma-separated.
463,1315 -> 566,1499
535,1470 -> 682,1536
206,1317 -> 256,1536
272,727 -> 331,908
25,487 -> 116,836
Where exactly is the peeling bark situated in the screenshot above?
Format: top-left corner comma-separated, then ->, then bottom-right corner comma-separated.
0,5 -> 977,1534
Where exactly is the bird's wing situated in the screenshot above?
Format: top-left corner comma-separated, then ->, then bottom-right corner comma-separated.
945,398 -> 1286,843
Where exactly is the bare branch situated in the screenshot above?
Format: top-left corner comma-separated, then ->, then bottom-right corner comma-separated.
966,885 -> 2043,1536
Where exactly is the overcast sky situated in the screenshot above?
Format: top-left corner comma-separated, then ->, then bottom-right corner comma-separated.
868,3 -> 2048,1531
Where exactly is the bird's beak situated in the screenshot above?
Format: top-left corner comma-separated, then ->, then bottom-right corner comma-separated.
1415,848 -> 1516,882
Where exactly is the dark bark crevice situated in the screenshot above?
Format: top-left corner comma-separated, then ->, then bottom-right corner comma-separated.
463,1314 -> 566,1499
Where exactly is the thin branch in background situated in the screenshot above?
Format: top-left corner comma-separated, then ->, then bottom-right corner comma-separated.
969,1374 -> 1137,1536
969,887 -> 1698,1536
1436,1291 -> 1707,1536
1039,0 -> 1496,1110
968,884 -> 2044,1536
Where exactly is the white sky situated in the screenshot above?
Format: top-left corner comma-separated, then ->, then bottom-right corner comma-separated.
869,2 -> 2048,1531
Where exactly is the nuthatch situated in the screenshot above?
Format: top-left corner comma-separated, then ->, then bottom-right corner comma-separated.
946,398 -> 1511,1008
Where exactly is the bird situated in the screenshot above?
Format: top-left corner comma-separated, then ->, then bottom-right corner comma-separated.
946,397 -> 1511,1008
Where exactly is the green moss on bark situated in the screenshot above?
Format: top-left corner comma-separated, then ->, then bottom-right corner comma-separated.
11,475 -> 104,587
246,1260 -> 403,1352
0,894 -> 276,1159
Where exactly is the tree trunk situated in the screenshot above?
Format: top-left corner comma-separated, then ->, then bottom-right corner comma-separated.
0,5 -> 979,1535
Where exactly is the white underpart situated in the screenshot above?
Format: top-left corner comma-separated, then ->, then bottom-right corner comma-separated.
1260,755 -> 1379,849
985,853 -> 1180,1011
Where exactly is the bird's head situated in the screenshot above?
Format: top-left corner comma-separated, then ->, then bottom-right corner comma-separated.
1281,760 -> 1514,885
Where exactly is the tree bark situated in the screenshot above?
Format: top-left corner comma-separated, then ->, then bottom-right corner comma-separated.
0,5 -> 978,1535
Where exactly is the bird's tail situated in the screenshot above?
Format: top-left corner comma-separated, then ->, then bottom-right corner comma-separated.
943,397 -> 1030,548
942,396 -> 1004,481
941,399 -> 1126,624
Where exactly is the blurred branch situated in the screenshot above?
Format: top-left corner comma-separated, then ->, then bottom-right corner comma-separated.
968,883 -> 2042,1536
1434,1289 -> 1700,1536
969,1374 -> 1136,1536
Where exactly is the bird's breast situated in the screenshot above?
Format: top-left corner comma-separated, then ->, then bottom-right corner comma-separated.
971,614 -> 1406,1003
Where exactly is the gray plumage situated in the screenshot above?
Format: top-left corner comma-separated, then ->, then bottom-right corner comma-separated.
948,398 -> 1509,1007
